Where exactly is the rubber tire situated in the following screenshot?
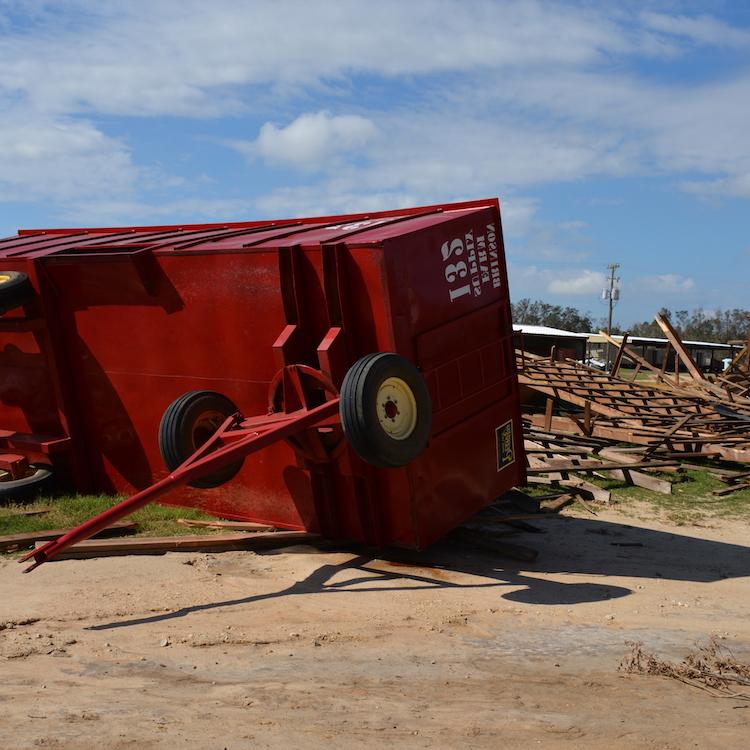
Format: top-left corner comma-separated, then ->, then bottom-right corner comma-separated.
158,391 -> 243,489
0,271 -> 34,315
0,464 -> 53,501
340,353 -> 432,468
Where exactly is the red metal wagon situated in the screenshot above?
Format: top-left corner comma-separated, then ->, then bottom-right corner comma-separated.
0,199 -> 525,570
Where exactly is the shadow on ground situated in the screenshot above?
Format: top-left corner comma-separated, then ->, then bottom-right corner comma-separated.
88,515 -> 750,631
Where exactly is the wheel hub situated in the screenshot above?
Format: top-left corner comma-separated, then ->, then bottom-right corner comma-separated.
376,377 -> 418,440
191,410 -> 225,450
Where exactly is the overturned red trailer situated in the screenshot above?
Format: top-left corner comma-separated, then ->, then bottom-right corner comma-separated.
0,198 -> 525,566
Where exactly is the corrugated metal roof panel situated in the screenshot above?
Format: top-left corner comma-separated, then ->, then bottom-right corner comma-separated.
513,324 -> 590,339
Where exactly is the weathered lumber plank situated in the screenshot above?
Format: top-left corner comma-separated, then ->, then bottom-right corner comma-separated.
710,482 -> 750,497
176,518 -> 276,532
596,467 -> 672,494
540,493 -> 578,512
558,477 -> 611,504
0,522 -> 137,553
598,330 -> 680,388
526,458 -> 679,473
33,531 -> 318,559
654,313 -> 705,382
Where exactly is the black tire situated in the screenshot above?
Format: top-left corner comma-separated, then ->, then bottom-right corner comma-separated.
158,391 -> 243,489
340,353 -> 432,468
0,271 -> 34,315
0,464 -> 53,502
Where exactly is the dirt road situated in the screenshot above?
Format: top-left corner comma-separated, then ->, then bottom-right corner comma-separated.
2,507 -> 749,748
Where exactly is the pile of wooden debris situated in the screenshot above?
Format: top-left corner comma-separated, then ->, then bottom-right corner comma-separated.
601,313 -> 750,416
517,318 -> 750,504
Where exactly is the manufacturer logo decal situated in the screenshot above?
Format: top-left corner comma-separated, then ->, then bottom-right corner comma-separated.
495,420 -> 515,471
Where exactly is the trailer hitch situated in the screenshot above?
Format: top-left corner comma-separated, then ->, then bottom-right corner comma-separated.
20,365 -> 341,572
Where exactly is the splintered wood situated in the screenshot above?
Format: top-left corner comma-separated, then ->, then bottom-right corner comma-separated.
517,342 -> 750,501
602,317 -> 750,414
717,342 -> 750,401
518,352 -> 750,463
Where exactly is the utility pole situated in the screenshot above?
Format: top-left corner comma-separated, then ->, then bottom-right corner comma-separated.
602,263 -> 620,370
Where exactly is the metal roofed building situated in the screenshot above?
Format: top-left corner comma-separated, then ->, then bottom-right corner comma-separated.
513,324 -> 589,361
587,333 -> 740,373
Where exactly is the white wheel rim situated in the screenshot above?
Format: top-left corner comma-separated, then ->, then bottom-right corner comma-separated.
376,377 -> 418,440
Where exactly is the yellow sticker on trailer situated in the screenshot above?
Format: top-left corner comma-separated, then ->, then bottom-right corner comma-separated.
496,420 -> 515,471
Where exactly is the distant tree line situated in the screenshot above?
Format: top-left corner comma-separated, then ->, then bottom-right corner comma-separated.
511,298 -> 750,343
511,298 -> 594,333
629,308 -> 750,343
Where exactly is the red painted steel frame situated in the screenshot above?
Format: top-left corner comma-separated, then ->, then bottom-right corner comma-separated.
21,391 -> 340,571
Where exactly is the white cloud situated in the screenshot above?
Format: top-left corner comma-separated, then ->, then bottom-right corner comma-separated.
253,184 -> 418,218
558,220 -> 588,231
498,196 -> 539,237
0,1 -> 749,237
241,107 -> 635,220
52,197 -> 258,227
0,1 -> 673,118
680,172 -> 750,199
226,35 -> 750,218
0,107 -> 139,203
478,66 -> 750,183
548,270 -> 606,295
641,12 -> 750,48
230,111 -> 378,170
637,274 -> 696,293
507,264 -> 605,299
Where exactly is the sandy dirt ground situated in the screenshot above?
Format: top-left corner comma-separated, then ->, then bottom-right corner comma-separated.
1,506 -> 749,749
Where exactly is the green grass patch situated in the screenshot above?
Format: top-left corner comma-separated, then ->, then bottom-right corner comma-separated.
615,366 -> 656,382
0,494 -> 220,543
521,463 -> 750,525
599,468 -> 750,524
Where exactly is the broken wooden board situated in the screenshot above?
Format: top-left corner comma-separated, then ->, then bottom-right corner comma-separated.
524,436 -> 675,494
710,482 -> 750,497
540,493 -> 578,512
0,521 -> 137,553
598,330 -> 678,387
33,531 -> 318,560
654,313 -> 705,383
176,518 -> 276,532
526,458 -> 679,473
594,467 -> 672,494
558,477 -> 611,504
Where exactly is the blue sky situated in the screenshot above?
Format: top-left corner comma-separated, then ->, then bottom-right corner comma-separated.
0,1 -> 748,326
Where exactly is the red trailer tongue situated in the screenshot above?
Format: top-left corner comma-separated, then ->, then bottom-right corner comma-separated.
21,375 -> 342,571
